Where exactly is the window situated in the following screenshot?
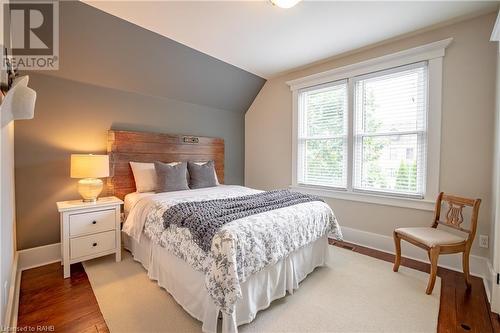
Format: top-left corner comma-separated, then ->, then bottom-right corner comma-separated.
297,62 -> 427,198
289,38 -> 450,210
297,80 -> 348,188
353,63 -> 427,198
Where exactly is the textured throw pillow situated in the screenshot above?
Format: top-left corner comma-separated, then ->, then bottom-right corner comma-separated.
129,162 -> 157,193
193,161 -> 220,185
188,160 -> 218,189
154,161 -> 189,192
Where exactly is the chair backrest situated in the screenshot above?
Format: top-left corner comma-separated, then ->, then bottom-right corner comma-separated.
432,192 -> 481,242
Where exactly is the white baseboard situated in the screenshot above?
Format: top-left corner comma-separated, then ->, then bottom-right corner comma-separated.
4,252 -> 19,329
7,233 -> 494,324
4,243 -> 62,330
13,234 -> 490,281
340,226 -> 489,280
18,243 -> 61,271
484,260 -> 496,303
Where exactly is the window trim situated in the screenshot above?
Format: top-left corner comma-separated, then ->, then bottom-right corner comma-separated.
288,38 -> 452,211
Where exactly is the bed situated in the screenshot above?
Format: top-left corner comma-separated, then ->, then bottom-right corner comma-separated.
108,130 -> 342,333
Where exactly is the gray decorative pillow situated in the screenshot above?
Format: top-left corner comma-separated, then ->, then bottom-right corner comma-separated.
154,161 -> 189,192
188,161 -> 217,189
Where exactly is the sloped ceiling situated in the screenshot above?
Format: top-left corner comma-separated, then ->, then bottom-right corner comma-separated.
84,1 -> 498,78
39,1 -> 266,113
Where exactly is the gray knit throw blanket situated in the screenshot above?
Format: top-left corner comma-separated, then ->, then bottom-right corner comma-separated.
162,189 -> 323,252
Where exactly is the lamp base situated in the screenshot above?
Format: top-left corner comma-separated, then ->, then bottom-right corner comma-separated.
77,178 -> 103,202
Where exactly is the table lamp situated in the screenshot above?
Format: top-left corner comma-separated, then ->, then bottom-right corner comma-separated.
70,154 -> 109,202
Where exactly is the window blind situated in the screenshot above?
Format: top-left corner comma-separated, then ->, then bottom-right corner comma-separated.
353,62 -> 428,197
298,80 -> 348,188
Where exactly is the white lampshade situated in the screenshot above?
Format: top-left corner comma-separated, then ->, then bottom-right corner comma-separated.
70,154 -> 110,179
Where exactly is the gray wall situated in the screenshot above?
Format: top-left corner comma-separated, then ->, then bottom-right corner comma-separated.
47,1 -> 264,113
15,1 -> 265,250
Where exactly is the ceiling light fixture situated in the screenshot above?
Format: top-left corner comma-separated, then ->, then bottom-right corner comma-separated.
269,0 -> 301,9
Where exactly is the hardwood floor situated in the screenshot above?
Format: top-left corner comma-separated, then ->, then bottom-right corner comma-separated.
17,242 -> 500,333
17,262 -> 108,333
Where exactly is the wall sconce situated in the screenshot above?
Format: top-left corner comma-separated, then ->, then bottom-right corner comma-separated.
1,75 -> 37,126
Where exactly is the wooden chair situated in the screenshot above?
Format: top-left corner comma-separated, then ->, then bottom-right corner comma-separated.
393,192 -> 481,294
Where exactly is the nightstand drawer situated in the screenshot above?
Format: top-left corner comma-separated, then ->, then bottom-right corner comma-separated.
69,209 -> 115,237
70,230 -> 116,259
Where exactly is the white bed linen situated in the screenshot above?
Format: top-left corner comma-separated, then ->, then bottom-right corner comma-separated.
123,185 -> 258,243
123,230 -> 153,270
121,185 -> 338,332
123,232 -> 329,333
125,185 -> 339,314
124,191 -> 155,217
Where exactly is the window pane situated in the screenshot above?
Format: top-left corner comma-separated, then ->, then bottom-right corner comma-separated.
355,65 -> 427,134
356,134 -> 424,195
353,63 -> 428,197
303,83 -> 347,138
304,138 -> 346,187
298,80 -> 348,188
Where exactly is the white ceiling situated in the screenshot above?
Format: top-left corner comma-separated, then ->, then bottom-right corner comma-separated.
84,1 -> 498,78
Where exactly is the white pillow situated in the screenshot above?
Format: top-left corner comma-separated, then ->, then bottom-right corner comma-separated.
129,162 -> 157,193
193,161 -> 220,185
130,161 -> 180,193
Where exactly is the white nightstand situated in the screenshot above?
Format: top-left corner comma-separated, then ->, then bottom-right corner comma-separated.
56,196 -> 123,278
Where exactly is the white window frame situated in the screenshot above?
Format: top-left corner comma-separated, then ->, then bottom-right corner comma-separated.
351,61 -> 428,198
287,38 -> 452,211
297,79 -> 349,190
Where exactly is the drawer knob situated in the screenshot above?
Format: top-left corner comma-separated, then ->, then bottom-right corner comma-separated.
92,221 -> 97,225
92,243 -> 97,247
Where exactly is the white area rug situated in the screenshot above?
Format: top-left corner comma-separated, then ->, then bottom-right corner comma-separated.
84,246 -> 440,333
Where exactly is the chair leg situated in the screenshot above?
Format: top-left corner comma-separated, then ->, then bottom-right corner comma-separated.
393,231 -> 401,272
426,246 -> 440,295
463,246 -> 471,289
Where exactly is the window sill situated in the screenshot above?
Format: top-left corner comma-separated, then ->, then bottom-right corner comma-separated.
290,185 -> 435,211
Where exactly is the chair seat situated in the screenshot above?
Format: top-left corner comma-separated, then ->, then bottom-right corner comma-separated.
395,227 -> 466,247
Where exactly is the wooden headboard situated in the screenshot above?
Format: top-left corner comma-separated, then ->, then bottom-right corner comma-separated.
107,130 -> 224,200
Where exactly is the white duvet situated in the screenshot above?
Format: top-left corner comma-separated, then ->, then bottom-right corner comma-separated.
122,185 -> 342,315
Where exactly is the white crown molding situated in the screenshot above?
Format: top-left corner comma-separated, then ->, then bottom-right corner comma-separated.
286,38 -> 453,91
